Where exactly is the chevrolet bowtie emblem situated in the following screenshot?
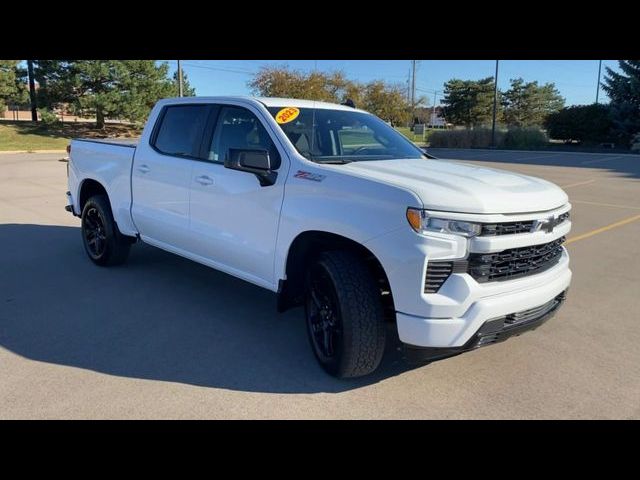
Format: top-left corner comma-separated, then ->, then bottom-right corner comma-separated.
532,216 -> 556,233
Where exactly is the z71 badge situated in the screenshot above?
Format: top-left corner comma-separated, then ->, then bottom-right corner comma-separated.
294,170 -> 326,182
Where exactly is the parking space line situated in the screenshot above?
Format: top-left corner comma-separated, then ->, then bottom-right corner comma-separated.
566,213 -> 640,245
571,199 -> 640,211
561,179 -> 596,189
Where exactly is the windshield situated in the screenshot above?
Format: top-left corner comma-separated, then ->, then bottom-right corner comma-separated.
267,106 -> 426,164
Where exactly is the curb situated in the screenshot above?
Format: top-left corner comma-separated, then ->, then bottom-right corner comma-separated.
0,150 -> 67,154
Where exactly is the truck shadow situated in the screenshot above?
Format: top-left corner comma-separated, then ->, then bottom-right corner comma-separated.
0,224 -> 420,393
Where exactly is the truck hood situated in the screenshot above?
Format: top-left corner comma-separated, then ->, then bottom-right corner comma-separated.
341,158 -> 568,214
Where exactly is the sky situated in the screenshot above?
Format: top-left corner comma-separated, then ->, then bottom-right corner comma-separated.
164,60 -> 621,107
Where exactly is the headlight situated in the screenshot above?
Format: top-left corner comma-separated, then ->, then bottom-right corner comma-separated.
406,208 -> 481,237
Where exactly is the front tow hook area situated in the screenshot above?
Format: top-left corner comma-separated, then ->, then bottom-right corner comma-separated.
402,290 -> 568,365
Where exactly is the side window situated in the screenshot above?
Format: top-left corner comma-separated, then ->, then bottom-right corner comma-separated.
153,105 -> 209,157
208,106 -> 281,168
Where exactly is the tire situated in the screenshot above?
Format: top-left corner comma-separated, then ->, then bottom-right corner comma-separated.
305,250 -> 386,378
81,194 -> 132,266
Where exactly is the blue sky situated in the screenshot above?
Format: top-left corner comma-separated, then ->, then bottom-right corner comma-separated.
164,60 -> 620,107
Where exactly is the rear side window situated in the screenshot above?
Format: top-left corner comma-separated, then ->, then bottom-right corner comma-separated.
153,105 -> 209,157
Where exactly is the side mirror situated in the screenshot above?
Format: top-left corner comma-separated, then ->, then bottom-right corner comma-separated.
225,148 -> 277,186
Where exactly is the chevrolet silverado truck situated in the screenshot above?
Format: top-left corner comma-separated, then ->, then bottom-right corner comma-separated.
66,97 -> 572,378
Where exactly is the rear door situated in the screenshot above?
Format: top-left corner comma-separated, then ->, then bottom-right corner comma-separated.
188,104 -> 288,288
131,104 -> 210,251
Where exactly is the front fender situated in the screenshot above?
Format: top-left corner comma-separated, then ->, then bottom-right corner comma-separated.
274,167 -> 421,281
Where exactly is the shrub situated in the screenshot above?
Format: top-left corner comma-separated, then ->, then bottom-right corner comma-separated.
503,127 -> 548,149
428,128 -> 505,148
40,108 -> 61,127
428,127 -> 548,149
544,104 -> 614,144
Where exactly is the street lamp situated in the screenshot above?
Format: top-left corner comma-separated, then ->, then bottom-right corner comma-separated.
491,60 -> 499,148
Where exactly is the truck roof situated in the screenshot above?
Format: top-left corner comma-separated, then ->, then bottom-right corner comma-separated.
156,96 -> 368,113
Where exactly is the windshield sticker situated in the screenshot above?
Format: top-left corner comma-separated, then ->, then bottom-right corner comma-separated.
275,107 -> 300,124
294,170 -> 326,182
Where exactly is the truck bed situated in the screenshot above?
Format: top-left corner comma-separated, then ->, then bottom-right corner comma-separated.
68,137 -> 139,236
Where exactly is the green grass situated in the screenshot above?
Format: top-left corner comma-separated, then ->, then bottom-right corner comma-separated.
330,127 -> 434,150
396,127 -> 435,145
0,121 -> 141,151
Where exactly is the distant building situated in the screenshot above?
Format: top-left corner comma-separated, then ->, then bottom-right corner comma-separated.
426,106 -> 448,128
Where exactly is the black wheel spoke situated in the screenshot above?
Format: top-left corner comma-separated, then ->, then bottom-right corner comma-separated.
83,207 -> 107,257
307,263 -> 342,361
310,288 -> 323,310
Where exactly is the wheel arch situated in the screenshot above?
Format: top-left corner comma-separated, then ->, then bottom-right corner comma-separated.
277,230 -> 395,319
78,178 -> 109,212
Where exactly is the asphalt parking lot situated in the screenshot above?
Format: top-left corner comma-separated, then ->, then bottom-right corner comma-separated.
1,149 -> 639,419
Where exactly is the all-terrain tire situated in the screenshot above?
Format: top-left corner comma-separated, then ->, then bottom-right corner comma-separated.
305,250 -> 386,378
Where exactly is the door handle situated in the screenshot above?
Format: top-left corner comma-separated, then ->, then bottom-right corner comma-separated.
137,164 -> 150,174
195,175 -> 214,186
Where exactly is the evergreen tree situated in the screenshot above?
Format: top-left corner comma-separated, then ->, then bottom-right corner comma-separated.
0,60 -> 29,111
502,78 -> 564,127
32,60 -> 190,128
171,70 -> 196,97
441,77 -> 497,127
602,60 -> 640,145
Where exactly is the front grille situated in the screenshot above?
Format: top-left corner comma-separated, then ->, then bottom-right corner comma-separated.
480,211 -> 570,236
467,236 -> 565,283
481,220 -> 534,236
473,291 -> 567,347
424,237 -> 566,293
503,291 -> 565,326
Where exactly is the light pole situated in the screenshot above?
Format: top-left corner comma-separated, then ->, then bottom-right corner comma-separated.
27,60 -> 38,122
491,60 -> 499,148
177,60 -> 184,97
430,90 -> 439,127
595,60 -> 602,104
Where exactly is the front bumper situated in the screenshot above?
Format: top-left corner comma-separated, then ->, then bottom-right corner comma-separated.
404,290 -> 567,362
396,260 -> 571,348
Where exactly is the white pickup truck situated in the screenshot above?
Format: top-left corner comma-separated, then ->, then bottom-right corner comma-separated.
66,96 -> 572,378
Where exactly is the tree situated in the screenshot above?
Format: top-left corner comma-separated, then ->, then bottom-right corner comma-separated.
544,104 -> 613,143
249,65 -> 355,102
0,60 -> 29,112
32,60 -> 188,129
602,60 -> 640,145
502,78 -> 564,127
441,77 -> 497,127
171,70 -> 196,97
33,60 -> 73,111
248,66 -> 412,125
361,80 -> 410,125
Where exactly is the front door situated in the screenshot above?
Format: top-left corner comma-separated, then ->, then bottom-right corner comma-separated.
189,104 -> 287,288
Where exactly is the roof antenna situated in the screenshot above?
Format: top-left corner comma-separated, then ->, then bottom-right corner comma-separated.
341,99 -> 356,108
